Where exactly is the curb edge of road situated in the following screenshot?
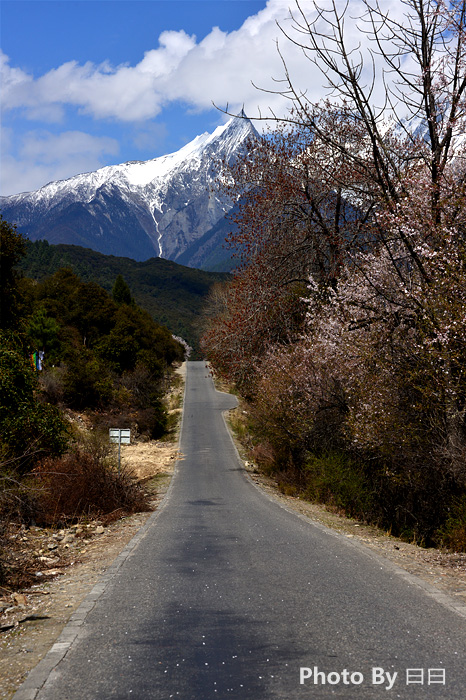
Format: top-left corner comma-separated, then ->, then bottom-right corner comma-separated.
220,408 -> 466,624
12,368 -> 189,700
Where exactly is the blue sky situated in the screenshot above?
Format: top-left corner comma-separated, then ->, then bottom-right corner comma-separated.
1,0 -> 402,196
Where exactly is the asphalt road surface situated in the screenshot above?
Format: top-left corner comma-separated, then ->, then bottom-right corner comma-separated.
18,362 -> 466,699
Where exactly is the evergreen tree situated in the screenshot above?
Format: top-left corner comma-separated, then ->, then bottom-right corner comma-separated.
112,274 -> 133,306
0,215 -> 27,329
0,331 -> 68,471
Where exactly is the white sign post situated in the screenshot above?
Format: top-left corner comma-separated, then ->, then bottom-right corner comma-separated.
109,428 -> 131,474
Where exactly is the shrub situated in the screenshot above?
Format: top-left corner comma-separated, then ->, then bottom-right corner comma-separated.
135,399 -> 168,440
302,452 -> 374,519
249,342 -> 346,472
0,332 -> 69,472
39,366 -> 66,405
434,495 -> 466,551
0,465 -> 43,587
0,467 -> 40,525
32,448 -> 151,526
62,348 -> 114,409
120,364 -> 162,408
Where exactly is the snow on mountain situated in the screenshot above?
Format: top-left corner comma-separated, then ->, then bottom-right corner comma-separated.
1,116 -> 257,268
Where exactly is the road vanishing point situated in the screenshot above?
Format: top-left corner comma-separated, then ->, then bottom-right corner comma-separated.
14,361 -> 466,699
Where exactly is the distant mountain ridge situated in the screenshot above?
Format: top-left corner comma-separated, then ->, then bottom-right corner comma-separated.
20,240 -> 228,356
1,117 -> 257,269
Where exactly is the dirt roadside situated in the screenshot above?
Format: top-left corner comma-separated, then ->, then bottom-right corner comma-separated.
244,463 -> 466,605
0,362 -> 186,700
2,368 -> 466,698
0,438 -> 180,700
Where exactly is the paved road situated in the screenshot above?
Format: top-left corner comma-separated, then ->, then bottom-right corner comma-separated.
18,362 -> 466,699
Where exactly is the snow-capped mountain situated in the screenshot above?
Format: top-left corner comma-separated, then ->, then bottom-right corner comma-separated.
0,116 -> 257,268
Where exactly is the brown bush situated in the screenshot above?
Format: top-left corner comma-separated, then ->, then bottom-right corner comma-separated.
38,367 -> 65,405
31,448 -> 151,526
435,496 -> 466,552
0,468 -> 39,525
0,468 -> 45,587
250,442 -> 276,474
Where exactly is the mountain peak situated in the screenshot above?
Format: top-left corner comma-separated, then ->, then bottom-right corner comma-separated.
202,115 -> 257,164
214,113 -> 258,139
0,117 -> 255,268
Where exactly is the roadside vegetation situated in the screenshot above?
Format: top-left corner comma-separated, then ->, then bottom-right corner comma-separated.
0,215 -> 185,588
202,0 -> 466,550
19,239 -> 228,357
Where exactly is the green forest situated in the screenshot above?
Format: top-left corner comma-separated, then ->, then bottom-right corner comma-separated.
19,239 -> 228,356
0,216 -> 186,586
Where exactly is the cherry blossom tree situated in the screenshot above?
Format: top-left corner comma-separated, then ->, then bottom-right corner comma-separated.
256,0 -> 466,270
204,0 -> 466,540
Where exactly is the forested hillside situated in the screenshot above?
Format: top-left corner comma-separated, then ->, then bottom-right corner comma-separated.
20,240 -> 229,356
202,0 -> 466,550
0,216 -> 185,587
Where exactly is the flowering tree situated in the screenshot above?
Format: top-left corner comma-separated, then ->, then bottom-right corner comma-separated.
255,0 -> 466,274
204,0 -> 466,541
201,263 -> 306,394
202,112 -> 380,390
223,120 -> 366,287
318,198 -> 466,480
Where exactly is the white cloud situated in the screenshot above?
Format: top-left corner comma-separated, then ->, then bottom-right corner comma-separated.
1,130 -> 119,195
0,28 -> 197,122
0,2 -> 324,123
1,0 -> 413,195
1,1 -> 409,123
